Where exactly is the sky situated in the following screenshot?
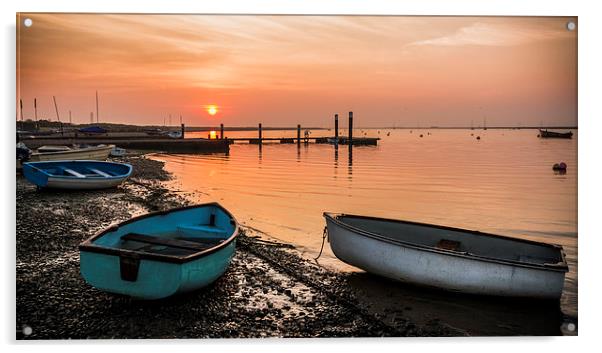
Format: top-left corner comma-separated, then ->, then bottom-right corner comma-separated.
16,14 -> 577,127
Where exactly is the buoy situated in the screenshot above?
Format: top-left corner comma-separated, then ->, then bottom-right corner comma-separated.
420,134 -> 423,138
476,136 -> 480,140
553,162 -> 567,171
471,133 -> 474,136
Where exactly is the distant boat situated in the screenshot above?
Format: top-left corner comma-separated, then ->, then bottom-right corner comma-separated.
22,160 -> 132,190
167,130 -> 182,139
323,213 -> 568,299
79,126 -> 108,135
79,203 -> 238,299
144,128 -> 165,136
539,129 -> 573,139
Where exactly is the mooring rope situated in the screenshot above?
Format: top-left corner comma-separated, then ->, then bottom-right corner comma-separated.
314,226 -> 328,260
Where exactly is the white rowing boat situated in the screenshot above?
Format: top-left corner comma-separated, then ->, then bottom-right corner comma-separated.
28,144 -> 114,162
323,213 -> 568,299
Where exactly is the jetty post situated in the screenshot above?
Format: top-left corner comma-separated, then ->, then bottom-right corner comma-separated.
348,111 -> 353,145
220,123 -> 224,139
297,124 -> 301,146
181,123 -> 185,139
258,123 -> 263,145
334,113 -> 339,148
34,98 -> 38,130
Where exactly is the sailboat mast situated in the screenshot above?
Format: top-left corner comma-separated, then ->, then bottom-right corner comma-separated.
95,91 -> 99,124
53,96 -> 60,122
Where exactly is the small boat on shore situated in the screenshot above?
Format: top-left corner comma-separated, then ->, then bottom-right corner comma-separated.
22,160 -> 132,190
29,144 -> 114,162
539,129 -> 573,139
323,213 -> 568,299
79,203 -> 238,299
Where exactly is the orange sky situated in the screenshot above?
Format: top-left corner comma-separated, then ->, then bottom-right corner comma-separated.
16,14 -> 577,127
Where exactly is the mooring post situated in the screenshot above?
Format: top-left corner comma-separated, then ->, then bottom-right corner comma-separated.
220,123 -> 224,139
181,123 -> 185,139
258,123 -> 263,144
297,124 -> 301,145
348,111 -> 353,146
334,113 -> 339,148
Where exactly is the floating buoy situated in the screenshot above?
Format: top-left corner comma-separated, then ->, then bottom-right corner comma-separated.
471,133 -> 474,136
476,136 -> 480,140
420,134 -> 423,138
553,162 -> 567,171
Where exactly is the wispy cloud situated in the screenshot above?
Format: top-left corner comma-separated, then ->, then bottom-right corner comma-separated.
408,20 -> 573,47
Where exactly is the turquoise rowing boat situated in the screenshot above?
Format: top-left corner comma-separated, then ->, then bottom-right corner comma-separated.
79,203 -> 238,299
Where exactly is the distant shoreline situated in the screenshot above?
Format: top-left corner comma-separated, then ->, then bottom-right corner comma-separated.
16,120 -> 578,133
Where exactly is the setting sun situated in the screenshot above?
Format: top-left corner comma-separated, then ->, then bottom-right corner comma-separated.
207,105 -> 218,116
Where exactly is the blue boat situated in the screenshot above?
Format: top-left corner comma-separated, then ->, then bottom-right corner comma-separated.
79,203 -> 239,299
79,126 -> 108,134
22,160 -> 132,190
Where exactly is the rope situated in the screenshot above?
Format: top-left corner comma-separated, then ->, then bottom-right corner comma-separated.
314,226 -> 328,260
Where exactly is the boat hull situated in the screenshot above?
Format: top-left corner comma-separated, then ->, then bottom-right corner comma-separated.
29,145 -> 113,162
539,130 -> 573,139
324,215 -> 566,299
45,175 -> 129,189
80,240 -> 236,299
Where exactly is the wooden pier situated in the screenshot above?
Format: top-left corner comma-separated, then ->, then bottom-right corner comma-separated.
21,136 -> 230,154
240,136 -> 379,145
228,111 -> 378,146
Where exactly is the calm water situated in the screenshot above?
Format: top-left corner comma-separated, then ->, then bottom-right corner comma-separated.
152,129 -> 577,317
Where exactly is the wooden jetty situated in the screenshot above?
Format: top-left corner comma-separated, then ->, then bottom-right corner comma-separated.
232,111 -> 379,146
21,136 -> 229,154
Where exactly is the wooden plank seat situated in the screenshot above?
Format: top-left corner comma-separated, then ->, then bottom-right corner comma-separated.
87,168 -> 112,177
121,233 -> 219,252
62,168 -> 86,178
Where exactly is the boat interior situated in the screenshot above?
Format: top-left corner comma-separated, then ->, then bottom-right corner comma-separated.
339,215 -> 565,267
93,206 -> 235,258
32,161 -> 131,178
50,166 -> 121,178
117,224 -> 230,257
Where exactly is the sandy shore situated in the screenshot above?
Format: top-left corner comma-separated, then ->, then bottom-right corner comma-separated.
15,155 -> 570,339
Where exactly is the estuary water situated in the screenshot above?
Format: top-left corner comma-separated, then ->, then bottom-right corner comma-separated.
151,128 -> 577,319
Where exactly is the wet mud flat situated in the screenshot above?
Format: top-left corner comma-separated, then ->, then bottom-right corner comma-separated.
16,156 -> 454,339
15,155 -> 570,339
